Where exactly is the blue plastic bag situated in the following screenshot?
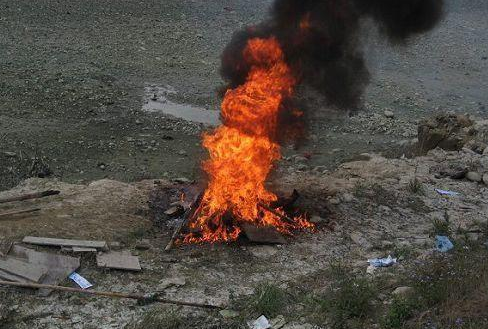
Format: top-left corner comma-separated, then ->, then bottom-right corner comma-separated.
435,235 -> 454,252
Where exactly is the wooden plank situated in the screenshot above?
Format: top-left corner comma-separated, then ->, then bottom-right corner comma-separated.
96,252 -> 141,271
9,245 -> 80,296
22,236 -> 108,250
0,190 -> 60,204
241,223 -> 286,245
72,247 -> 97,253
0,257 -> 47,282
0,208 -> 41,220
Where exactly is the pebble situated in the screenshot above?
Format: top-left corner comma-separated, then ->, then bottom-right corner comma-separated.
483,173 -> 488,185
384,110 -> 395,118
135,239 -> 151,250
309,215 -> 328,224
342,193 -> 354,203
329,197 -> 341,205
392,286 -> 414,297
466,171 -> 482,182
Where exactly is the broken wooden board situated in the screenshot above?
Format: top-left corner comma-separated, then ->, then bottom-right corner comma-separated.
22,236 -> 108,251
96,251 -> 141,271
0,257 -> 48,282
9,245 -> 80,295
241,223 -> 287,245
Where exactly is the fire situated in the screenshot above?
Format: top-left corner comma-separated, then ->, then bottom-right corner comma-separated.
184,37 -> 313,244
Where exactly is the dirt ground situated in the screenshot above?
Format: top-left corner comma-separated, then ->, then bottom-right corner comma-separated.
1,0 -> 487,191
1,0 -> 488,328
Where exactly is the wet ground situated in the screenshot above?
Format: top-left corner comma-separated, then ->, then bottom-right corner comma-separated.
1,0 -> 487,191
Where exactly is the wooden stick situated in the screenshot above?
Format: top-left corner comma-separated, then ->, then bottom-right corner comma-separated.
0,190 -> 60,204
257,202 -> 295,224
165,192 -> 204,251
0,280 -> 222,309
0,208 -> 41,220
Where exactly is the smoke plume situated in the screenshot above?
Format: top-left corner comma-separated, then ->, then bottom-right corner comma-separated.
221,0 -> 444,114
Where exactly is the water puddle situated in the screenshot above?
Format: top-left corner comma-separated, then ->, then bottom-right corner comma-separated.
142,85 -> 220,126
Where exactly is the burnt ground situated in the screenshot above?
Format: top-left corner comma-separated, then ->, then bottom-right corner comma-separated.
1,0 -> 487,191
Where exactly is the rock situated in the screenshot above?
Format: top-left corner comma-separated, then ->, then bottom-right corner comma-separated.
342,193 -> 354,203
417,114 -> 474,154
270,315 -> 287,329
466,171 -> 482,182
294,156 -> 308,164
309,215 -> 328,224
483,146 -> 488,155
384,110 -> 394,118
173,177 -> 191,183
313,166 -> 327,173
158,277 -> 186,290
392,286 -> 414,297
248,245 -> 278,258
108,242 -> 123,250
178,150 -> 187,156
329,197 -> 341,205
350,232 -> 372,250
219,310 -> 239,319
135,239 -> 151,250
2,151 -> 16,157
483,174 -> 488,185
296,164 -> 308,171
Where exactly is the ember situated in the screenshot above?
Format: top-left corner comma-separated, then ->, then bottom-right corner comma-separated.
184,37 -> 313,244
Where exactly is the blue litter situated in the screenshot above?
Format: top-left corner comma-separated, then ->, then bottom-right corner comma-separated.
435,235 -> 454,252
435,189 -> 460,196
367,255 -> 397,268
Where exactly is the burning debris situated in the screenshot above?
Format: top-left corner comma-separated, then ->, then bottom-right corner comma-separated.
180,0 -> 444,244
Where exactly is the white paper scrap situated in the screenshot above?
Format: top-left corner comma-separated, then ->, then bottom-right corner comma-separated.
248,315 -> 271,329
69,272 -> 93,289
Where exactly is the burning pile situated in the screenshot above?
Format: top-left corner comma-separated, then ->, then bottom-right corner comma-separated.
184,38 -> 312,243
182,0 -> 445,244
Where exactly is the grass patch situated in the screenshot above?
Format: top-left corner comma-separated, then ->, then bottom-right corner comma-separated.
249,283 -> 288,318
126,308 -> 185,329
381,297 -> 416,329
431,216 -> 451,237
406,178 -> 424,195
313,263 -> 375,328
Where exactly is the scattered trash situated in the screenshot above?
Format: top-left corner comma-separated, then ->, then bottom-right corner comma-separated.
248,315 -> 271,329
435,235 -> 454,252
368,255 -> 397,268
69,272 -> 93,289
435,189 -> 460,196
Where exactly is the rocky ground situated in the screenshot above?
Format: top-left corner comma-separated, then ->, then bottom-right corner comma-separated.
1,117 -> 488,328
1,0 -> 487,191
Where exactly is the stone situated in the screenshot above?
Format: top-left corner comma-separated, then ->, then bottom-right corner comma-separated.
350,232 -> 372,250
219,310 -> 239,319
248,245 -> 278,258
384,110 -> 394,118
483,146 -> 488,155
294,156 -> 308,164
392,286 -> 414,297
135,239 -> 151,250
309,215 -> 328,224
158,277 -> 186,290
342,193 -> 354,203
483,174 -> 488,185
466,171 -> 482,182
329,197 -> 341,205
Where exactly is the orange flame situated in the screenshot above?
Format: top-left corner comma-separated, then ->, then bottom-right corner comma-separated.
184,37 -> 313,244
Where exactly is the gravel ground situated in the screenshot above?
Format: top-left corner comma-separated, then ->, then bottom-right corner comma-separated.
1,0 -> 487,191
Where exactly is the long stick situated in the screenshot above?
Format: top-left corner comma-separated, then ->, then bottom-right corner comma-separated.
258,202 -> 295,224
0,190 -> 60,204
0,208 -> 41,219
0,280 -> 222,309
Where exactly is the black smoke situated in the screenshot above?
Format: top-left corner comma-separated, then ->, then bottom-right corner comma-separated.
220,0 -> 444,113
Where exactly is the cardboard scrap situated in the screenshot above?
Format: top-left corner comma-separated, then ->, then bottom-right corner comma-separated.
96,251 -> 141,271
22,236 -> 108,250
